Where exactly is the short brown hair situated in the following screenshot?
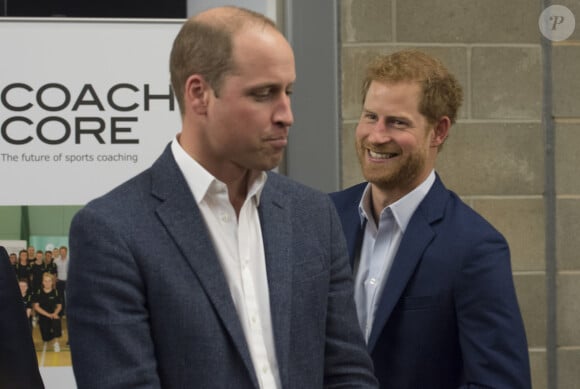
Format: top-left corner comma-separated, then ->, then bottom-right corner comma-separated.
169,6 -> 277,115
361,50 -> 463,124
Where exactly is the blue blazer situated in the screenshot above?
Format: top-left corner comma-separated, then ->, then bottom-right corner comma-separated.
330,175 -> 531,389
0,246 -> 44,389
67,145 -> 377,389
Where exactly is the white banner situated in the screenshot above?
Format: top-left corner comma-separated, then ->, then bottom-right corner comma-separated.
0,239 -> 26,256
0,18 -> 183,205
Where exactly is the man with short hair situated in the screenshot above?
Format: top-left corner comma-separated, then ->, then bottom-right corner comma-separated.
27,245 -> 35,264
9,252 -> 17,268
67,6 -> 377,389
54,246 -> 68,316
43,250 -> 57,276
331,50 -> 531,388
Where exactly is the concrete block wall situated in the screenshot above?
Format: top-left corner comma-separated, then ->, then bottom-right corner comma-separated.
552,1 -> 580,384
339,0 -> 579,387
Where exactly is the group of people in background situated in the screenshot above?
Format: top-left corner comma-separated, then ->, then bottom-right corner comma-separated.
8,245 -> 69,353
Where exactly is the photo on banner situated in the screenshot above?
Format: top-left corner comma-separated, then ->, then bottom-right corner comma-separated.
0,18 -> 183,387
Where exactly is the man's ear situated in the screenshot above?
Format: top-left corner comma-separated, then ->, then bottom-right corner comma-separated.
431,116 -> 451,148
184,74 -> 211,115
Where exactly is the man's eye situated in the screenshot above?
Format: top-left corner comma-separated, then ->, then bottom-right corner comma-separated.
363,112 -> 377,121
252,90 -> 272,100
388,118 -> 407,128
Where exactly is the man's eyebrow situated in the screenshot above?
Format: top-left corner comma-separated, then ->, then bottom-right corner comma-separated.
245,83 -> 295,94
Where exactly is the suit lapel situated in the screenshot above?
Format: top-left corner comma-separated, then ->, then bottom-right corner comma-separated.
342,203 -> 364,268
366,176 -> 448,351
258,175 -> 292,389
367,215 -> 435,350
331,184 -> 367,268
150,146 -> 258,387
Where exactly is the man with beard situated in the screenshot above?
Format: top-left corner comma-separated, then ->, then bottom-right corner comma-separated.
330,50 -> 531,389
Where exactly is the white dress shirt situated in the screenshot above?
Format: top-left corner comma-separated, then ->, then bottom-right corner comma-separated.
171,138 -> 281,389
55,256 -> 69,281
355,170 -> 435,341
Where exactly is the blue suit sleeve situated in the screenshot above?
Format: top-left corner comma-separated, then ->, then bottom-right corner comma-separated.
455,230 -> 532,389
67,207 -> 162,389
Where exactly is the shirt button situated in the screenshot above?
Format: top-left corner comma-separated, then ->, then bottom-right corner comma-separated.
368,278 -> 377,286
220,213 -> 229,222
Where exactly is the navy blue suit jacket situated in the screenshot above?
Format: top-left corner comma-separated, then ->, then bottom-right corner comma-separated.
331,175 -> 531,389
67,145 -> 377,389
0,246 -> 44,389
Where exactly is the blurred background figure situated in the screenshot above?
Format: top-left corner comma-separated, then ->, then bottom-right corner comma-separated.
0,246 -> 45,388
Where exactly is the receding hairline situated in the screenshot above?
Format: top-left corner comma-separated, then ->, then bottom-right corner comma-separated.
192,6 -> 278,34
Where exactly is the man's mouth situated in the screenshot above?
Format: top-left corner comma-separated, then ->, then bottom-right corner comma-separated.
368,150 -> 398,159
266,137 -> 288,149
